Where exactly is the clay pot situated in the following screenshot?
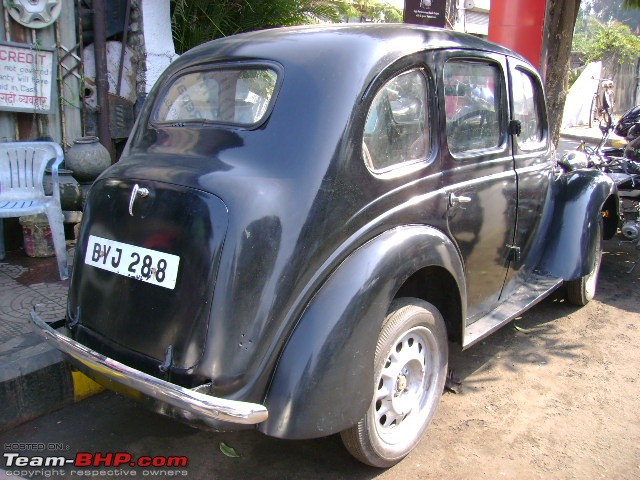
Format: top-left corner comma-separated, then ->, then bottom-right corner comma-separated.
44,168 -> 82,211
65,136 -> 111,182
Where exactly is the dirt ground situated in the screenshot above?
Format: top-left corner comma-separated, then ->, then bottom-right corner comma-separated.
1,239 -> 639,480
396,237 -> 640,480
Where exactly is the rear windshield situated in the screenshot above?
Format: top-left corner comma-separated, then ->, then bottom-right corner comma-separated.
153,66 -> 278,127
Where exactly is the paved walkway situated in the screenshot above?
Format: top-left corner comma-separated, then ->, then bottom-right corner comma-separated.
560,124 -> 627,147
0,246 -> 102,431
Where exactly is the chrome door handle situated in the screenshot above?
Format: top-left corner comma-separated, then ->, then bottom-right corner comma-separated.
129,183 -> 149,216
449,192 -> 472,207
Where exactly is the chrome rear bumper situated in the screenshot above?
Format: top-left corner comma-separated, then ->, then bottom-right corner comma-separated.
30,309 -> 268,426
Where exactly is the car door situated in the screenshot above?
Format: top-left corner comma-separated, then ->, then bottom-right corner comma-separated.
440,52 -> 517,323
499,58 -> 553,297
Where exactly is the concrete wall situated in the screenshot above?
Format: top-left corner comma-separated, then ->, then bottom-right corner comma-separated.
139,0 -> 178,95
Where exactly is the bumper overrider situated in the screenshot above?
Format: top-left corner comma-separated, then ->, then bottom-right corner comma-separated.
30,309 -> 269,426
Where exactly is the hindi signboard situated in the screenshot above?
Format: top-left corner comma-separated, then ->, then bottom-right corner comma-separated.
403,0 -> 447,28
0,41 -> 55,114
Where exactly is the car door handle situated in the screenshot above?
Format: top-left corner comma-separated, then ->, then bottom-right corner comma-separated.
449,192 -> 472,206
129,183 -> 149,216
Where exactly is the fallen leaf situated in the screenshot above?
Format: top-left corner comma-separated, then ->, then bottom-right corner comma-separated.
219,442 -> 240,458
514,324 -> 533,334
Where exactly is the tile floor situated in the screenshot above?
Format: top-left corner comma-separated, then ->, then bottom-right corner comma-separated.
0,248 -> 73,339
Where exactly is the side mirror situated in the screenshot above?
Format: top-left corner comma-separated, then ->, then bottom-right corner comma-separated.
558,150 -> 589,171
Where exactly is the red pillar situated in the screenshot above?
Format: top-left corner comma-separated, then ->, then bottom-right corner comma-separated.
488,0 -> 547,70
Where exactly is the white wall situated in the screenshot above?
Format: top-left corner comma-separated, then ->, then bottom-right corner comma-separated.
141,0 -> 178,93
562,62 -> 602,128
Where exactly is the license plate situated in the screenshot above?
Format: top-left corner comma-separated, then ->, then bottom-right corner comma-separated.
85,235 -> 180,289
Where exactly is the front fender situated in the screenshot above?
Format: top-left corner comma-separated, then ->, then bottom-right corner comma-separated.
258,225 -> 465,439
538,169 -> 617,280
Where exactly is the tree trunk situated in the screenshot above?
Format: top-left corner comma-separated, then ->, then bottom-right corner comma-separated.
542,0 -> 581,147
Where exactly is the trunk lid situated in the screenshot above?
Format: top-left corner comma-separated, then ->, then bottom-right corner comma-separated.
68,177 -> 228,373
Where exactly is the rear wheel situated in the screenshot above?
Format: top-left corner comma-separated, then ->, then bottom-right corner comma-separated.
566,220 -> 603,306
340,298 -> 448,468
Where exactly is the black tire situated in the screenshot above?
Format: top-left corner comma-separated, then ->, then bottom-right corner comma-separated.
340,298 -> 448,468
566,220 -> 603,306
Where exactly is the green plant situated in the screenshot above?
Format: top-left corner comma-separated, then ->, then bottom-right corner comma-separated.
351,0 -> 402,22
573,17 -> 640,68
567,66 -> 584,90
170,0 -> 401,54
170,0 -> 350,54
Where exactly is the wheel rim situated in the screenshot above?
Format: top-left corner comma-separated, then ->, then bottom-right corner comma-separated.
373,326 -> 440,444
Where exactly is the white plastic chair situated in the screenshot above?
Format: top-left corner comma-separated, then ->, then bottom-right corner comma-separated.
0,141 -> 69,280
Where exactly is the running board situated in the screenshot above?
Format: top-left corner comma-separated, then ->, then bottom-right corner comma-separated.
462,274 -> 563,349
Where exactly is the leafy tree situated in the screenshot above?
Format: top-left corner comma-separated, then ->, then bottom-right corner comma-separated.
580,0 -> 640,30
170,0 -> 401,54
572,18 -> 640,78
171,0 -> 351,53
350,0 -> 402,22
623,0 -> 640,11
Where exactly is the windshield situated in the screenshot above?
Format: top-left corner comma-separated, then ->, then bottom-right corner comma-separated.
153,66 -> 278,126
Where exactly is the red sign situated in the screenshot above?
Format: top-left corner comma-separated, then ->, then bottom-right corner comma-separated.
403,0 -> 447,28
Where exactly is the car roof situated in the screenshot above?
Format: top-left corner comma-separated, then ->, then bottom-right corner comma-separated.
170,23 -> 528,72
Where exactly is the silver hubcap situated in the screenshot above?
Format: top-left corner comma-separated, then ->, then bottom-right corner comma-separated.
374,326 -> 434,434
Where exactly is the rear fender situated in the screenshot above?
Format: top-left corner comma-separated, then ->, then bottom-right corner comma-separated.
258,225 -> 465,439
538,169 -> 617,280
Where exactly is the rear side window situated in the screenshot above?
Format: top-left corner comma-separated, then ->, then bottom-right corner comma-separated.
363,69 -> 430,173
511,68 -> 544,147
444,60 -> 501,154
153,67 -> 278,127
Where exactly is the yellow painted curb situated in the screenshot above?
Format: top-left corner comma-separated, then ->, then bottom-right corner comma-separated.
72,370 -> 105,402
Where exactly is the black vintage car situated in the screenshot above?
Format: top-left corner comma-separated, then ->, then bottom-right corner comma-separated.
32,24 -> 618,467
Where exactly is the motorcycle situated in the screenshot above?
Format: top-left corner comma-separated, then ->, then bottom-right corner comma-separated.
577,107 -> 640,272
600,156 -> 640,243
